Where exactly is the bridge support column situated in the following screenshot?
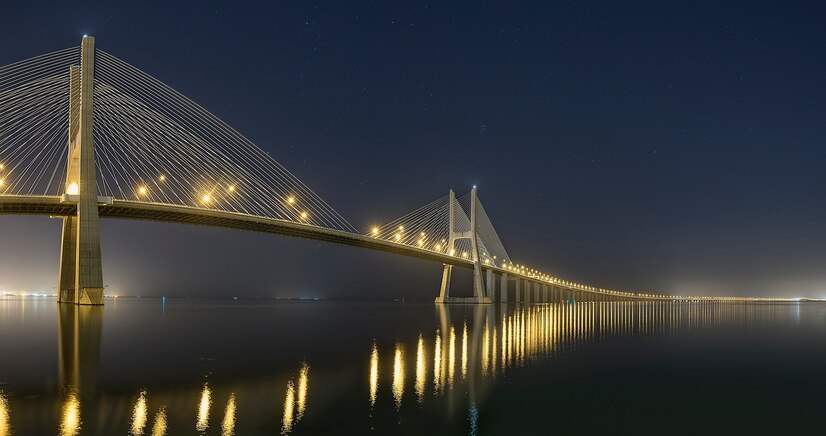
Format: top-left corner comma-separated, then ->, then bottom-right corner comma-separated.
542,284 -> 549,302
524,281 -> 532,305
435,187 -> 491,304
58,36 -> 104,306
500,273 -> 509,303
486,269 -> 495,301
514,277 -> 521,304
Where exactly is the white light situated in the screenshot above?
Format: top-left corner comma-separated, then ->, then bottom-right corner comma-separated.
67,182 -> 79,195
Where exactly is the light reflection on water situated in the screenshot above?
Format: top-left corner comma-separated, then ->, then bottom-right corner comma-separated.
0,298 -> 822,434
0,391 -> 11,436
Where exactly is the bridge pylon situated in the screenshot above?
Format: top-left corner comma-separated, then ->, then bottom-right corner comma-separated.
57,36 -> 104,305
435,187 -> 492,304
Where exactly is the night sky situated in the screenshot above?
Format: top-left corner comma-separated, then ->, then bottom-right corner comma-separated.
1,1 -> 825,298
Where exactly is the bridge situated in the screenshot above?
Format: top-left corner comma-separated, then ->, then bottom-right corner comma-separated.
0,37 -> 797,305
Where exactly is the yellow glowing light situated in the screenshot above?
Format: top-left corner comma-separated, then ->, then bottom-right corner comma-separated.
60,392 -> 81,436
369,342 -> 378,406
462,251 -> 468,258
417,239 -> 424,247
131,390 -> 148,436
371,227 -> 379,236
435,244 -> 442,251
67,182 -> 79,195
0,164 -> 4,170
461,322 -> 468,379
297,362 -> 309,419
282,380 -> 295,434
221,394 -> 236,436
415,334 -> 425,404
300,211 -> 308,219
158,175 -> 166,182
152,407 -> 167,436
398,225 -> 404,231
196,384 -> 211,432
0,179 -> 4,187
202,194 -> 211,203
228,185 -> 235,192
448,327 -> 456,387
449,249 -> 456,256
420,232 -> 425,237
0,390 -> 11,436
287,196 -> 295,204
433,330 -> 442,392
392,344 -> 405,409
138,186 -> 147,196
394,233 -> 401,241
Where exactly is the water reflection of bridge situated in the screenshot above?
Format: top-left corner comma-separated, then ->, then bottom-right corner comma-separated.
0,300 -> 801,435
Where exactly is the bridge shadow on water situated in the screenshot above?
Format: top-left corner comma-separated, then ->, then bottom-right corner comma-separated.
1,299 -> 826,435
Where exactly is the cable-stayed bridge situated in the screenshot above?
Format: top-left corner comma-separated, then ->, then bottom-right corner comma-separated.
0,37 -> 796,305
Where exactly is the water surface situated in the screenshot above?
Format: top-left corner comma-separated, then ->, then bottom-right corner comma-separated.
1,297 -> 825,435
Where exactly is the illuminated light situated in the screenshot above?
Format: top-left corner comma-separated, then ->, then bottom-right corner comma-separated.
0,163 -> 4,169
394,233 -> 401,241
433,330 -> 442,392
131,390 -> 148,436
297,362 -> 309,419
398,225 -> 404,231
287,196 -> 295,204
415,334 -> 426,404
158,175 -> 165,182
0,179 -> 4,187
461,322 -> 468,379
417,239 -> 424,247
282,380 -> 295,434
434,244 -> 442,251
392,344 -> 405,409
449,249 -> 456,256
196,383 -> 211,432
202,194 -> 211,203
462,251 -> 468,259
369,342 -> 378,406
300,211 -> 308,220
152,407 -> 167,436
448,327 -> 456,387
0,390 -> 11,436
221,394 -> 236,436
138,186 -> 147,196
60,391 -> 81,436
371,227 -> 379,236
227,185 -> 235,192
420,232 -> 425,237
67,182 -> 79,195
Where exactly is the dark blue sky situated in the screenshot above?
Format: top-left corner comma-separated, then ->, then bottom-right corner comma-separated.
1,1 -> 825,298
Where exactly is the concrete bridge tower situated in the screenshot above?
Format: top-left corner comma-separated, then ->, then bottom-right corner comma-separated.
57,36 -> 104,305
435,187 -> 491,304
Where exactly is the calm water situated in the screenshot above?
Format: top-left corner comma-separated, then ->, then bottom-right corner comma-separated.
1,298 -> 826,435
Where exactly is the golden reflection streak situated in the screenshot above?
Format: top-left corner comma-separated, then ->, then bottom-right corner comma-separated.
131,390 -> 148,435
369,343 -> 378,406
481,321 -> 490,375
0,391 -> 11,436
392,344 -> 405,409
196,383 -> 211,432
415,334 -> 426,403
221,394 -> 236,436
461,322 -> 468,379
152,407 -> 167,436
433,330 -> 442,393
297,363 -> 309,419
60,392 -> 81,436
448,326 -> 456,387
282,380 -> 295,434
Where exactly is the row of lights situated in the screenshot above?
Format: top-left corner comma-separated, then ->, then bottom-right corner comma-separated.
60,177 -> 312,222
369,222 -> 678,300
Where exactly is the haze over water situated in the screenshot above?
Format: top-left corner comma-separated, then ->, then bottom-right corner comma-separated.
1,297 -> 826,435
